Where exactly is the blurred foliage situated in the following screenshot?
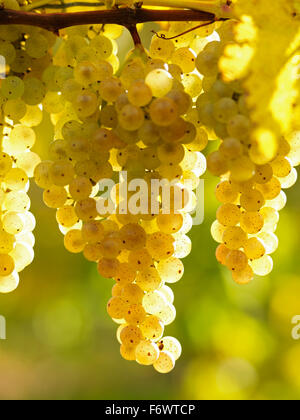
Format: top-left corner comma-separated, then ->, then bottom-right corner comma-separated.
0,22 -> 300,401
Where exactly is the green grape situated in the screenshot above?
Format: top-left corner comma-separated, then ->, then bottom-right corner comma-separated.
23,77 -> 46,105
157,257 -> 184,283
64,229 -> 86,254
167,89 -> 191,115
74,90 -> 99,118
157,143 -> 185,166
43,185 -> 68,208
135,340 -> 159,365
219,137 -> 243,159
42,91 -> 64,114
49,139 -> 69,161
61,79 -> 82,102
99,77 -> 124,102
120,344 -> 136,361
100,104 -> 118,128
240,211 -> 264,234
158,336 -> 182,361
75,198 -> 98,222
211,220 -> 226,243
249,255 -> 273,276
4,191 -> 30,213
216,243 -> 230,265
143,291 -> 167,315
120,284 -> 143,306
4,168 -> 28,191
216,203 -> 241,227
231,264 -> 254,285
56,206 -> 78,228
11,50 -> 31,73
98,257 -> 120,278
8,125 -> 36,153
118,104 -> 145,131
150,35 -> 175,61
171,47 -> 196,73
127,81 -> 152,107
0,229 -> 15,253
196,42 -> 221,76
149,97 -> 179,127
158,285 -> 174,304
182,73 -> 203,98
107,296 -> 128,320
145,69 -> 173,98
173,234 -> 192,259
155,301 -> 176,325
225,249 -> 248,271
54,67 -> 74,88
90,34 -> 113,59
0,153 -> 13,177
159,117 -> 188,143
229,156 -> 255,182
207,151 -> 228,176
114,262 -> 136,286
140,315 -> 164,341
128,248 -> 152,271
227,114 -> 251,139
223,226 -> 248,250
22,212 -> 36,232
136,267 -> 162,293
34,161 -> 53,188
153,351 -> 175,374
119,223 -> 147,251
83,242 -> 103,262
0,271 -> 19,294
20,105 -> 43,127
42,65 -> 60,92
258,232 -> 279,255
253,164 -> 273,184
50,160 -> 75,187
243,237 -> 266,260
213,98 -> 238,124
120,325 -> 143,347
156,213 -> 183,234
256,177 -> 282,200
1,76 -> 24,100
74,61 -> 99,86
240,189 -> 265,212
4,99 -> 26,121
25,34 -> 48,59
0,40 -> 16,65
147,232 -> 174,261
124,303 -> 146,325
2,212 -> 24,235
0,254 -> 15,276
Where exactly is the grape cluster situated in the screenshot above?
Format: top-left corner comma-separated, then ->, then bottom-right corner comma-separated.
0,0 -> 55,292
31,20 -> 210,372
194,22 -> 299,284
2,3 -> 299,373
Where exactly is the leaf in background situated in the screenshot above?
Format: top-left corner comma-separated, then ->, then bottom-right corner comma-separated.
219,0 -> 300,164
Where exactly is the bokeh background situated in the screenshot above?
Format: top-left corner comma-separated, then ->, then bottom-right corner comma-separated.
0,23 -> 300,401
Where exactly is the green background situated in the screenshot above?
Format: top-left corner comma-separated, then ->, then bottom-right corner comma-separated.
0,172 -> 299,400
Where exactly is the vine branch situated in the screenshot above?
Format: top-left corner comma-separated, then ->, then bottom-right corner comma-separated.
0,7 -> 217,34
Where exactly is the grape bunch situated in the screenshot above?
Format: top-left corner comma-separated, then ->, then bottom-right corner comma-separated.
193,22 -> 299,284
0,0 -> 56,292
31,19 -> 210,372
1,1 -> 299,374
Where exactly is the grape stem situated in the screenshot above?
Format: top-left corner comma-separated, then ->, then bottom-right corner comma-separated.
0,7 -> 220,34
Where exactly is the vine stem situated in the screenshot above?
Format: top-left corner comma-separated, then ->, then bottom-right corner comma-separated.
22,0 -> 233,17
0,8 -> 218,33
